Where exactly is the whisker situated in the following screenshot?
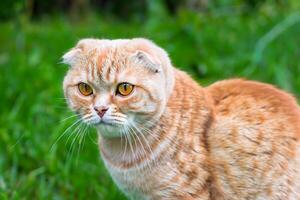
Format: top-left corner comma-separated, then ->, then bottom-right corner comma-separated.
136,120 -> 176,145
128,126 -> 144,162
55,97 -> 69,100
87,129 -> 98,144
67,123 -> 84,162
121,127 -> 128,160
131,123 -> 155,170
120,126 -> 124,156
128,126 -> 141,160
75,123 -> 89,165
60,114 -> 79,122
64,115 -> 90,147
125,126 -> 135,162
50,117 -> 83,152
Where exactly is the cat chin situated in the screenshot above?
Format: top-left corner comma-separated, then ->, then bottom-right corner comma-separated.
95,124 -> 124,138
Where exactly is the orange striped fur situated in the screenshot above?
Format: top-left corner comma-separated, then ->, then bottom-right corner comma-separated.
63,38 -> 300,199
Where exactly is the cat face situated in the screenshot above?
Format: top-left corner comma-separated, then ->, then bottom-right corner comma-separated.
62,38 -> 174,137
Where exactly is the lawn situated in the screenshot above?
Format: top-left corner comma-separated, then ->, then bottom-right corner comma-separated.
0,2 -> 300,199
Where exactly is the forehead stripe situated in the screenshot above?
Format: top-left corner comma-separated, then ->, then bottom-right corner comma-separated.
105,65 -> 111,82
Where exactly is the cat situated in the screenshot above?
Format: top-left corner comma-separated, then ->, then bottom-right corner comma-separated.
62,38 -> 300,200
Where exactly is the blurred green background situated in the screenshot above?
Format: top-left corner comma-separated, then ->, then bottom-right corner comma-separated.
0,0 -> 300,199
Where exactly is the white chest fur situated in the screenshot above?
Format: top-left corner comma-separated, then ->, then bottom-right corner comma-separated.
102,158 -> 155,200
101,154 -> 176,200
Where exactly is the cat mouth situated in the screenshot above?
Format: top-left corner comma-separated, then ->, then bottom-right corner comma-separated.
95,121 -> 117,127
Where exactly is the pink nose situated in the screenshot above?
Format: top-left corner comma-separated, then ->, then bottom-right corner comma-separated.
94,106 -> 109,118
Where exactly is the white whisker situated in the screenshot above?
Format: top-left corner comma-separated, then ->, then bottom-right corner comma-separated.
126,126 -> 135,162
75,123 -> 89,164
50,117 -> 83,152
131,122 -> 155,170
60,113 -> 79,122
67,122 -> 85,162
65,114 -> 93,146
128,126 -> 144,163
121,127 -> 128,160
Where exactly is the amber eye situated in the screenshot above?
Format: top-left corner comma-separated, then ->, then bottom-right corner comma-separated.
116,83 -> 134,96
78,82 -> 93,96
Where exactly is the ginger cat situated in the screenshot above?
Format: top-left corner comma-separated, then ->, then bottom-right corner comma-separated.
62,38 -> 300,200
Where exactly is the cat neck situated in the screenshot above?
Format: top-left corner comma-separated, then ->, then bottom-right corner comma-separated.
99,69 -> 214,170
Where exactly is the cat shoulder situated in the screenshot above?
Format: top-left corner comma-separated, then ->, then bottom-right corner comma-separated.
206,78 -> 300,120
207,79 -> 296,103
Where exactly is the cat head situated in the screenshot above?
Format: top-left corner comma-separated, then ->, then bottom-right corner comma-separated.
62,38 -> 175,137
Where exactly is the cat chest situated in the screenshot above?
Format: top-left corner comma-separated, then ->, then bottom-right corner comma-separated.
107,164 -> 157,196
103,161 -> 174,199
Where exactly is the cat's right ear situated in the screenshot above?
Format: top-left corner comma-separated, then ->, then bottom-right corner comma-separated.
132,50 -> 162,73
62,48 -> 82,66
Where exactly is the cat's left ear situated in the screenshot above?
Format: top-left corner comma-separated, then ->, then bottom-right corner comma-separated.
132,51 -> 161,73
62,48 -> 82,66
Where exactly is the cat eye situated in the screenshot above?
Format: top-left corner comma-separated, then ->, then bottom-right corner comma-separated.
116,83 -> 134,96
78,82 -> 93,96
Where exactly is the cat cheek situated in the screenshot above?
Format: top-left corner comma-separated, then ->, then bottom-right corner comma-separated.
116,101 -> 140,114
65,94 -> 77,109
67,95 -> 91,112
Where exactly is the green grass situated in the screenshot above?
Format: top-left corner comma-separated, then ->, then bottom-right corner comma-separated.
0,3 -> 300,199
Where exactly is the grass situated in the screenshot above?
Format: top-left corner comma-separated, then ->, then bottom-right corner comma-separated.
0,3 -> 300,199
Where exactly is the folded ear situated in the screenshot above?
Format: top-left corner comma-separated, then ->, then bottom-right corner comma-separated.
62,48 -> 82,66
132,50 -> 161,73
62,38 -> 96,66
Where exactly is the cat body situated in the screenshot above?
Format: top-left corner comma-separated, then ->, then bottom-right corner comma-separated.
100,70 -> 212,200
63,38 -> 300,200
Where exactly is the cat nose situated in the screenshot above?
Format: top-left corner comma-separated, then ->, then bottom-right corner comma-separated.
94,106 -> 109,118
